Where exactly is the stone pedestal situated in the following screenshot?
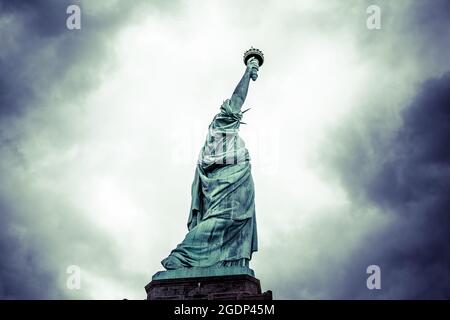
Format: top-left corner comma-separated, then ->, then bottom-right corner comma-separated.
145,267 -> 272,300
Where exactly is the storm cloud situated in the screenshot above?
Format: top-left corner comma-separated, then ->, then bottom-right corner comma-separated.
363,72 -> 450,298
321,2 -> 450,299
322,72 -> 450,299
0,0 -> 175,299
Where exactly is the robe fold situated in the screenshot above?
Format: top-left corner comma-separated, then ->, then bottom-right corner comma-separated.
161,99 -> 258,270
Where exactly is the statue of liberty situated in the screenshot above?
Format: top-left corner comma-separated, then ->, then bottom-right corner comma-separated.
161,48 -> 264,272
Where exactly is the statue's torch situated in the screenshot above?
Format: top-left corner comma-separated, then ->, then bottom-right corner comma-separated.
243,47 -> 264,81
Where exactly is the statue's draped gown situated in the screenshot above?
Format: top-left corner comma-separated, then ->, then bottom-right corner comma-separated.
161,99 -> 258,269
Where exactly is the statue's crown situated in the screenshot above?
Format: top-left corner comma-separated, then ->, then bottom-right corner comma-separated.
243,47 -> 264,67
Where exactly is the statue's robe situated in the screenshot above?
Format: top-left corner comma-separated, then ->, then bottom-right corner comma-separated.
161,99 -> 258,269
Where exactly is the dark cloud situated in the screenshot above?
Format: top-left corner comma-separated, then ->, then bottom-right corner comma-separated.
1,0 -> 78,118
327,72 -> 450,299
404,0 -> 450,74
366,73 -> 450,298
0,198 -> 62,299
0,0 -> 167,299
369,74 -> 450,209
408,0 -> 450,44
308,3 -> 450,298
0,0 -> 156,119
0,190 -> 130,299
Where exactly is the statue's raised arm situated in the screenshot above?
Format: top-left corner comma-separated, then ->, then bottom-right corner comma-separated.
230,57 -> 259,111
159,48 -> 264,275
230,47 -> 264,111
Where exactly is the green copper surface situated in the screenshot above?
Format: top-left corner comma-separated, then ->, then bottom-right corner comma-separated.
158,53 -> 263,279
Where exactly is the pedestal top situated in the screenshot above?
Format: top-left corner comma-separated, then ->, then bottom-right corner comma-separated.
152,266 -> 255,281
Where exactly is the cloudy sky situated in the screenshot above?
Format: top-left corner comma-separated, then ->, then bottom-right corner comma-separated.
0,0 -> 449,299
